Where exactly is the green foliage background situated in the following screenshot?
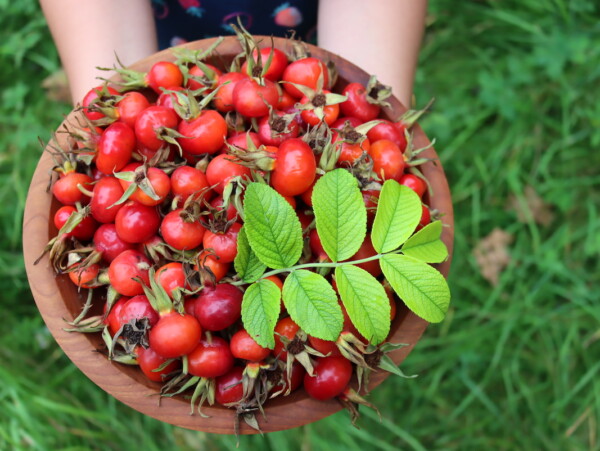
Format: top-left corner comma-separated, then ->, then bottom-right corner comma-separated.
1,1 -> 599,449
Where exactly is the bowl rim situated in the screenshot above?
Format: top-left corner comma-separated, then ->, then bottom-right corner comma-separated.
23,35 -> 454,434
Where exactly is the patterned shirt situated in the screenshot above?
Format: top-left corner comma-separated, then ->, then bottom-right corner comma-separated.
152,0 -> 319,49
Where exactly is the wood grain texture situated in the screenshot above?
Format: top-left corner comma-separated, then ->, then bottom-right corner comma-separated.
22,36 -> 454,434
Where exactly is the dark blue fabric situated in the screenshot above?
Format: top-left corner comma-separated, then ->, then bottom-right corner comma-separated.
152,0 -> 318,49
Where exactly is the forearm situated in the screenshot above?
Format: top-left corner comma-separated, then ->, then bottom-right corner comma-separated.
317,0 -> 427,107
40,0 -> 158,104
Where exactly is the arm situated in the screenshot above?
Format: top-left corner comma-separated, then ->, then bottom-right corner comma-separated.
317,0 -> 427,107
40,0 -> 158,104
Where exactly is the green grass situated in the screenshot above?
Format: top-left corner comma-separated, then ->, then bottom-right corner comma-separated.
1,0 -> 600,449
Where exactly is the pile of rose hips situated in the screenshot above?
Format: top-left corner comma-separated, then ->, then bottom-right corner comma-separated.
42,34 -> 434,428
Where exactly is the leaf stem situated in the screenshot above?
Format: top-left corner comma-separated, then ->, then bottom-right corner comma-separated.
231,251 -> 399,287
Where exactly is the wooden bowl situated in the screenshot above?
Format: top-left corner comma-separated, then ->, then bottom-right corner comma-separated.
23,36 -> 454,434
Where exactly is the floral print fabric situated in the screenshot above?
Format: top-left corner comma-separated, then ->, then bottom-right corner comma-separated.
152,0 -> 318,48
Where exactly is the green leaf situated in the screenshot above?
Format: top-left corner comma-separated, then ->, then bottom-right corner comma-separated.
354,119 -> 384,136
234,226 -> 266,283
335,265 -> 390,345
282,81 -> 315,99
378,354 -> 417,378
312,169 -> 367,262
401,220 -> 448,263
241,279 -> 281,349
371,181 -> 422,253
243,183 -> 303,269
282,270 -> 343,341
323,92 -> 348,105
380,254 -> 450,323
109,177 -> 137,207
